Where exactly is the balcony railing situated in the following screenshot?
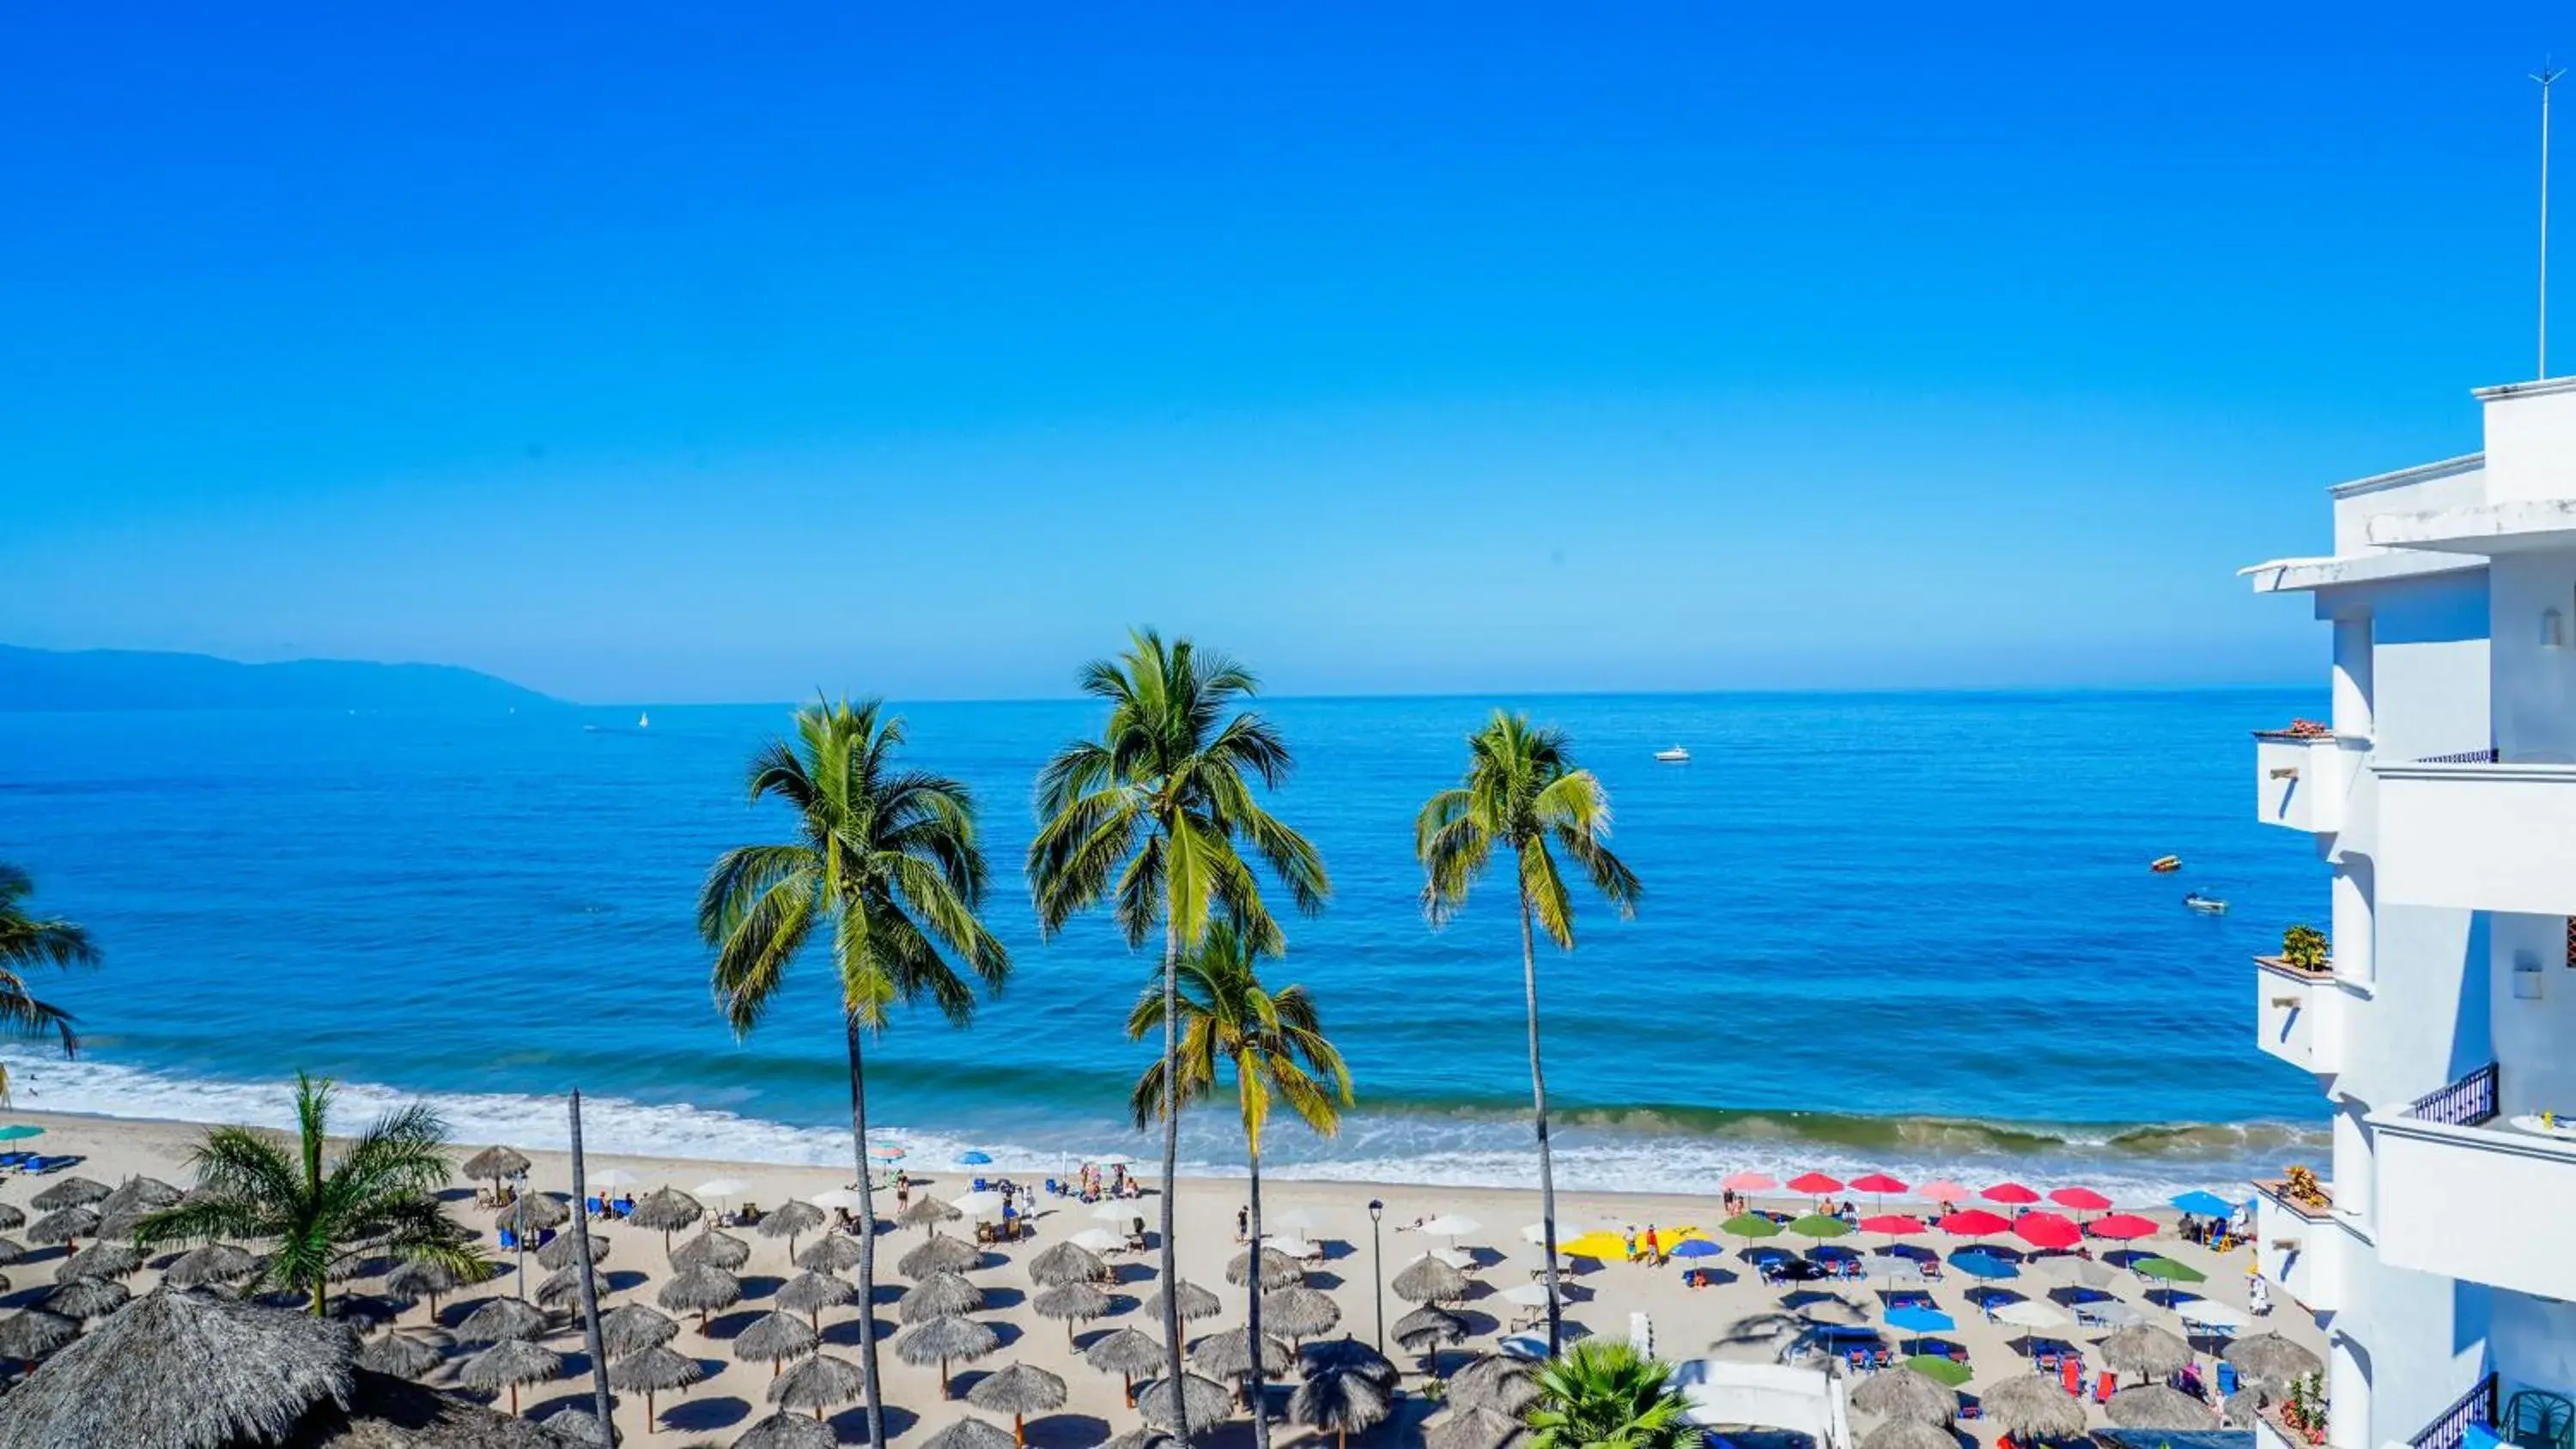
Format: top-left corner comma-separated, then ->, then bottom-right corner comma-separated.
2409,1374 -> 2496,1449
2408,1063 -> 2500,1127
2417,748 -> 2500,764
2256,953 -> 2336,982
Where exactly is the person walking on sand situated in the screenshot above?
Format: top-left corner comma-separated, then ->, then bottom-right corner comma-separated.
896,1173 -> 911,1212
1643,1225 -> 1662,1265
1236,1205 -> 1249,1242
1622,1226 -> 1638,1263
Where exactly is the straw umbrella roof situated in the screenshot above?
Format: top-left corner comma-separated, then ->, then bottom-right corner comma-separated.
1144,1280 -> 1221,1322
2100,1323 -> 2194,1379
657,1265 -> 744,1317
1030,1240 -> 1106,1288
737,1410 -> 841,1449
462,1147 -> 532,1182
1449,1356 -> 1539,1416
533,1265 -> 608,1309
760,1199 -> 827,1241
41,1277 -> 126,1321
1085,1326 -> 1170,1377
1291,1366 -> 1391,1439
540,1407 -> 611,1446
534,1231 -> 610,1271
355,1329 -> 448,1379
165,1244 -> 258,1288
2108,1385 -> 2221,1430
54,1242 -> 144,1282
627,1187 -> 702,1235
1136,1373 -> 1234,1434
0,1286 -> 357,1449
100,1175 -> 180,1215
1851,1367 -> 1959,1425
599,1302 -> 679,1358
778,1270 -> 859,1318
1033,1282 -> 1113,1331
922,1417 -> 1018,1449
735,1310 -> 822,1366
1267,1285 -> 1342,1340
969,1362 -> 1070,1418
456,1295 -> 550,1345
797,1232 -> 867,1273
0,1203 -> 24,1233
1300,1338 -> 1398,1386
769,1352 -> 865,1413
902,1270 -> 987,1324
2225,1332 -> 2325,1386
1104,1431 -> 1184,1449
2225,1388 -> 2270,1427
608,1344 -> 703,1395
27,1177 -> 108,1213
1860,1422 -> 1960,1449
1390,1306 -> 1468,1352
1226,1246 -> 1302,1289
494,1194 -> 570,1236
460,1337 -> 565,1397
1427,1405 -> 1527,1449
897,1314 -> 1002,1368
1979,1377 -> 2086,1439
384,1256 -> 481,1302
25,1209 -> 96,1247
0,1237 -> 27,1265
1391,1256 -> 1472,1304
1189,1326 -> 1291,1379
903,1235 -> 985,1278
669,1228 -> 750,1273
0,1310 -> 78,1363
901,1195 -> 963,1229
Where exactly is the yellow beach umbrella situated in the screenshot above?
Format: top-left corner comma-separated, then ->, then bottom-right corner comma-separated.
1662,1226 -> 1708,1243
1558,1231 -> 1629,1259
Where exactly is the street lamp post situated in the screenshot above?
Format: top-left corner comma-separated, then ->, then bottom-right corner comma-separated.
1367,1199 -> 1386,1354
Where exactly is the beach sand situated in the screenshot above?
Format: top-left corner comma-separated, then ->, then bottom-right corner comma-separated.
0,1107 -> 2318,1446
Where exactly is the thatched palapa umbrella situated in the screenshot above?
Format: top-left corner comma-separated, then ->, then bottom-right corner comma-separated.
27,1178 -> 107,1214
1391,1306 -> 1468,1367
778,1269 -> 858,1329
0,1203 -> 24,1233
902,1270 -> 987,1324
1144,1279 -> 1221,1323
0,1309 -> 77,1369
671,1227 -> 750,1273
459,1337 -> 565,1416
1980,1376 -> 2086,1440
1851,1365 -> 1959,1425
1226,1246 -> 1302,1290
737,1410 -> 839,1449
383,1256 -> 482,1319
1266,1284 -> 1341,1343
798,1231 -> 866,1273
769,1350 -> 865,1421
455,1294 -> 549,1345
1105,1431 -> 1184,1449
2100,1322 -> 2194,1383
1302,1337 -> 1399,1387
1085,1325 -> 1167,1404
734,1309 -> 821,1376
494,1192 -> 570,1237
0,1237 -> 27,1266
902,1195 -> 965,1233
924,1416 -> 1019,1449
1030,1240 -> 1106,1288
899,1313 -> 1001,1397
96,1174 -> 178,1216
25,1208 -> 96,1252
1190,1325 -> 1291,1381
165,1242 -> 258,1288
461,1146 -> 532,1195
535,1230 -> 610,1271
542,1406 -> 611,1446
1136,1373 -> 1234,1434
656,1264 -> 742,1332
53,1242 -> 143,1282
628,1187 -> 703,1257
1292,1365 -> 1391,1449
2225,1388 -> 2270,1427
1447,1355 -> 1537,1416
609,1343 -> 704,1420
903,1234 -> 984,1278
968,1361 -> 1068,1446
1391,1255 -> 1471,1305
1860,1421 -> 1960,1449
1428,1405 -> 1526,1449
2108,1385 -> 2220,1430
41,1276 -> 126,1321
759,1198 -> 827,1256
2225,1332 -> 2324,1387
1033,1282 -> 1112,1343
0,1286 -> 355,1445
355,1328 -> 448,1379
534,1264 -> 608,1309
599,1301 -> 678,1358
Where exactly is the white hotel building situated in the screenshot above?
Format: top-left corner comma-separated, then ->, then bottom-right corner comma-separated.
2245,376 -> 2576,1449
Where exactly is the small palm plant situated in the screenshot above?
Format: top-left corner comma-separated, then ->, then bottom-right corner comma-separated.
135,1071 -> 484,1316
0,863 -> 99,1106
1525,1342 -> 1696,1449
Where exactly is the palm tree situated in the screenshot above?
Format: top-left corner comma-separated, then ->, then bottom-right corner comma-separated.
1524,1341 -> 1697,1449
1127,921 -> 1351,1449
700,697 -> 1011,1449
1029,629 -> 1329,1408
1416,712 -> 1640,1355
133,1071 -> 483,1316
0,864 -> 98,1106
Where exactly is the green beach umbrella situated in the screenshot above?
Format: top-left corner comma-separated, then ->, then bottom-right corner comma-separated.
1720,1213 -> 1781,1240
2134,1257 -> 2208,1284
1902,1354 -> 1971,1388
1788,1214 -> 1852,1241
0,1127 -> 44,1143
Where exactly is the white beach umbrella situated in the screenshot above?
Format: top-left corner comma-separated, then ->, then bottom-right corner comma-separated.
810,1188 -> 868,1211
1991,1300 -> 2070,1330
1419,1215 -> 1480,1240
1069,1228 -> 1122,1252
1263,1235 -> 1321,1258
695,1178 -> 751,1202
1267,1208 -> 1321,1233
1498,1283 -> 1552,1308
1089,1202 -> 1135,1222
2177,1300 -> 2251,1330
954,1191 -> 1009,1219
589,1169 -> 641,1190
1520,1222 -> 1593,1246
1411,1247 -> 1475,1270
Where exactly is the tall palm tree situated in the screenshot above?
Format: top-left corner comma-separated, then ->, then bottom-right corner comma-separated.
701,698 -> 1011,1449
0,864 -> 98,1106
134,1071 -> 483,1316
1416,712 -> 1640,1355
1127,921 -> 1351,1449
1029,629 -> 1329,1408
1524,1341 -> 1696,1449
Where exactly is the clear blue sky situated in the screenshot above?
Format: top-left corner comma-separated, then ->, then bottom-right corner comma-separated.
3,4 -> 2566,703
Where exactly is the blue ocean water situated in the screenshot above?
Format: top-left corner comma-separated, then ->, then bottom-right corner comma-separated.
0,690 -> 2328,1202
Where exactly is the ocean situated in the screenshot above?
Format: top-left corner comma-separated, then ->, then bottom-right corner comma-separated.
0,689 -> 2328,1203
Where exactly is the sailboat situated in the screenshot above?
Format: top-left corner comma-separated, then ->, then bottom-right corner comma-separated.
637,712 -> 650,730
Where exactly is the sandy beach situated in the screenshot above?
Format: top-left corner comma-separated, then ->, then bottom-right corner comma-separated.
0,1106 -> 2323,1447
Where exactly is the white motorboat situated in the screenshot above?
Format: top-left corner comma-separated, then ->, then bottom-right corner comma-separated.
1653,747 -> 1690,763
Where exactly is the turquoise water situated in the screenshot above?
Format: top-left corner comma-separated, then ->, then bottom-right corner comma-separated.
0,690 -> 2327,1202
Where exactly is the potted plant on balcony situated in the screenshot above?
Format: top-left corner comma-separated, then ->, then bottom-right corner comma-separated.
2277,1373 -> 2329,1446
2282,1166 -> 2330,1213
2282,925 -> 2329,973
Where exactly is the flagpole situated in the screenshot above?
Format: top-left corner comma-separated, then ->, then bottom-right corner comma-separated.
2537,63 -> 2565,379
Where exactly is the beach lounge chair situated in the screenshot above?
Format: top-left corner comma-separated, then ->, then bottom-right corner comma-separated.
498,1228 -> 519,1251
2059,1359 -> 2079,1394
1920,1259 -> 1943,1282
1874,1347 -> 1894,1370
1847,1349 -> 1870,1373
2219,1363 -> 2239,1396
2095,1373 -> 2116,1404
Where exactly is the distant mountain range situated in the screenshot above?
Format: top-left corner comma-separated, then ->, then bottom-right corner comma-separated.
0,646 -> 556,712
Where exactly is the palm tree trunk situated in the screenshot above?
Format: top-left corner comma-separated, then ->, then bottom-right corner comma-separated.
1518,888 -> 1564,1357
848,1014 -> 890,1449
1245,1127 -> 1272,1449
309,1278 -> 326,1319
1157,917 -> 1186,1408
568,1088 -> 617,1443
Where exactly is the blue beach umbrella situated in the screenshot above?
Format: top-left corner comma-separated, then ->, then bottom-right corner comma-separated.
1671,1238 -> 1724,1258
1950,1252 -> 2019,1281
955,1150 -> 993,1166
2171,1191 -> 2239,1219
1886,1306 -> 1956,1335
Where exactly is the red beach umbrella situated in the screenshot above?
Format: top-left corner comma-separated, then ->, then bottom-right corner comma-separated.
1849,1173 -> 1909,1196
1858,1214 -> 1925,1236
1981,1181 -> 2040,1206
1787,1172 -> 1844,1196
1938,1209 -> 2012,1239
1723,1172 -> 1777,1194
2049,1186 -> 2112,1213
2013,1211 -> 2082,1251
2087,1213 -> 2160,1240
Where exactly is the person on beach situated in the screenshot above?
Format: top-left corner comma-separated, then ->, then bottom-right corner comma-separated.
1622,1226 -> 1637,1262
896,1173 -> 911,1211
1643,1225 -> 1662,1265
1236,1205 -> 1249,1242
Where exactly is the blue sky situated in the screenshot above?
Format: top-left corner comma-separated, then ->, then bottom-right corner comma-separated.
3,3 -> 2567,702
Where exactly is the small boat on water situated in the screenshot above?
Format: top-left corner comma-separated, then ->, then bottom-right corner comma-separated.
638,712 -> 650,730
1653,747 -> 1690,763
2184,892 -> 2228,914
2150,855 -> 2182,873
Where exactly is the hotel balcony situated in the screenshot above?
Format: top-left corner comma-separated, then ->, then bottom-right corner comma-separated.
2371,1064 -> 2576,1302
2253,1175 -> 2353,1314
2255,731 -> 2364,834
2254,955 -> 2341,1078
2376,755 -> 2576,913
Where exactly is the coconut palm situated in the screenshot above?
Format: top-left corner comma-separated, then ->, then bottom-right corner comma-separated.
0,864 -> 97,1106
132,1071 -> 483,1316
701,697 -> 1012,1449
1524,1341 -> 1695,1449
1127,921 -> 1350,1449
1416,712 -> 1639,1355
1030,629 -> 1330,1408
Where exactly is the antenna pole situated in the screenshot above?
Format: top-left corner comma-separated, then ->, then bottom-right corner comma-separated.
2539,63 -> 2566,378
